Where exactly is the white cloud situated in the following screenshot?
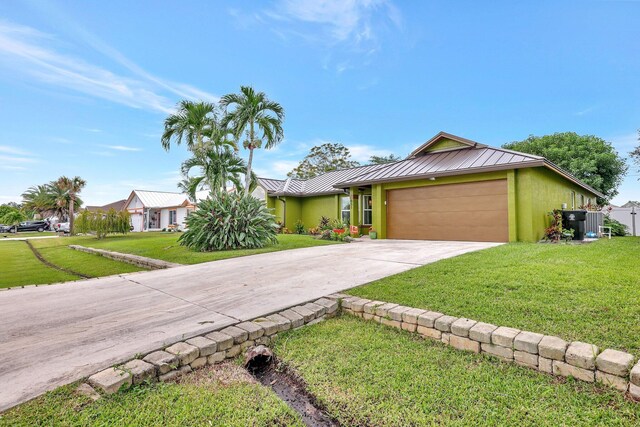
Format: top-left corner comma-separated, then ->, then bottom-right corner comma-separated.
608,132 -> 638,153
0,154 -> 37,163
0,145 -> 31,156
51,137 -> 72,144
273,0 -> 396,44
102,145 -> 143,152
0,165 -> 27,171
0,20 -> 218,115
347,144 -> 393,162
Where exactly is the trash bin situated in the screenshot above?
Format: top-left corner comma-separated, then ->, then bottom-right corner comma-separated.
561,210 -> 587,240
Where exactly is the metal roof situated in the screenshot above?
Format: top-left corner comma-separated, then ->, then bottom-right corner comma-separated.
130,190 -> 190,208
259,164 -> 389,197
335,146 -> 603,198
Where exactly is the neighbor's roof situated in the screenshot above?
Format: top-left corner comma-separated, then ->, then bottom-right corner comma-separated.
126,190 -> 190,209
257,164 -> 388,197
84,199 -> 126,212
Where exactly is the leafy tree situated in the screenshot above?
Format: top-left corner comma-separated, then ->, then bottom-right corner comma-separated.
503,132 -> 627,203
221,86 -> 285,196
75,209 -> 130,239
288,143 -> 360,179
179,193 -> 278,251
368,154 -> 402,165
0,209 -> 25,227
181,147 -> 247,195
21,183 -> 83,220
631,129 -> 640,176
54,176 -> 86,235
161,100 -> 216,154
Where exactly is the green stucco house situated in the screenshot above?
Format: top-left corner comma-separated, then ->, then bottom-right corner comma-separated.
256,132 -> 602,242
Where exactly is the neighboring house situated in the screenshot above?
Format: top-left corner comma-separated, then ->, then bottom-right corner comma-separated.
256,132 -> 602,242
123,190 -> 208,232
84,199 -> 127,213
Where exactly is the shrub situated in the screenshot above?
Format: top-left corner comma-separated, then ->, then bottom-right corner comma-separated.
544,210 -> 563,242
318,216 -> 331,230
179,193 -> 278,251
75,209 -> 130,239
604,216 -> 628,236
319,229 -> 333,240
308,226 -> 320,235
294,219 -> 306,235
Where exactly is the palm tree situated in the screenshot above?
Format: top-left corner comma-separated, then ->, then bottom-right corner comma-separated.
220,86 -> 285,196
161,100 -> 216,154
181,147 -> 247,196
54,176 -> 86,235
22,185 -> 52,217
177,177 -> 204,202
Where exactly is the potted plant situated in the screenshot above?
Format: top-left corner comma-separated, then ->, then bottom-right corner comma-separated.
369,226 -> 377,240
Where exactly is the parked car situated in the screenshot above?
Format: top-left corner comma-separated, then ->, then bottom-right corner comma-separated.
14,221 -> 50,232
54,222 -> 70,233
0,224 -> 14,233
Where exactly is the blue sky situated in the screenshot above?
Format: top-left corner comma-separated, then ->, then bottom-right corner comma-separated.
0,0 -> 638,206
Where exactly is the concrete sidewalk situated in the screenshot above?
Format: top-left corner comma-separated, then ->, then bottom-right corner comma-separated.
0,239 -> 501,411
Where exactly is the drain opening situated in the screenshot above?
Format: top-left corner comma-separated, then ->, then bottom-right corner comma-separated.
244,345 -> 338,427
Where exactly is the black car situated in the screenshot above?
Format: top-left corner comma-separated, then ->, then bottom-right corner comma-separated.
13,221 -> 50,232
0,224 -> 14,233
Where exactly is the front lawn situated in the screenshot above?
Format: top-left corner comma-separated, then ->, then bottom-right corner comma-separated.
274,316 -> 640,426
1,241 -> 76,288
32,232 -> 339,265
0,231 -> 56,239
0,363 -> 302,426
348,238 -> 640,356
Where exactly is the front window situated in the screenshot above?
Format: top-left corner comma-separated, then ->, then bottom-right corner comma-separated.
571,191 -> 576,209
362,195 -> 372,225
340,196 -> 350,226
169,210 -> 177,225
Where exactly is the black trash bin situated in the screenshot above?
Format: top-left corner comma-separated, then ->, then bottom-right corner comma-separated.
561,210 -> 587,240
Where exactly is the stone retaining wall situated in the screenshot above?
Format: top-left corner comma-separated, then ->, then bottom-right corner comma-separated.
87,298 -> 339,394
337,294 -> 640,401
69,245 -> 181,269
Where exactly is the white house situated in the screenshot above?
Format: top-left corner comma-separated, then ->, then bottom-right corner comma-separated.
123,190 -> 208,232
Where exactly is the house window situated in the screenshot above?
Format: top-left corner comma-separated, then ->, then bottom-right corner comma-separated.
340,196 -> 350,226
580,195 -> 585,208
362,195 -> 372,225
571,191 -> 576,209
169,210 -> 177,225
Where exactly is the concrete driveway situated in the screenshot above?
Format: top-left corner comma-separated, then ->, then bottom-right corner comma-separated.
0,239 -> 501,411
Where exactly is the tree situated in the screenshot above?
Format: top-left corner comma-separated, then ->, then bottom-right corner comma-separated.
54,176 -> 86,235
368,154 -> 402,165
631,129 -> 640,177
288,143 -> 360,179
503,132 -> 628,203
0,207 -> 25,228
161,100 -> 216,154
181,147 -> 247,195
221,86 -> 285,196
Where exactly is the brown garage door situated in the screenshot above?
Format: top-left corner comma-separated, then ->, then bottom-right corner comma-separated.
386,180 -> 509,242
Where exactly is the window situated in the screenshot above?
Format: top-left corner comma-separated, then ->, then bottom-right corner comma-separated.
340,196 -> 351,226
571,191 -> 576,209
362,195 -> 372,225
169,210 -> 177,225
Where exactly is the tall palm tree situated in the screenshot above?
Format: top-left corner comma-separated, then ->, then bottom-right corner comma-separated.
181,147 -> 247,196
54,176 -> 86,235
21,185 -> 52,217
161,100 -> 216,154
177,177 -> 204,202
220,86 -> 285,196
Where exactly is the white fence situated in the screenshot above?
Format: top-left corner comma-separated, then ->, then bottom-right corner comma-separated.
604,207 -> 638,236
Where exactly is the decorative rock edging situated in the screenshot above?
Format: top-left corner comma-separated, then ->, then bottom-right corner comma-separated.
69,245 -> 181,269
336,294 -> 640,402
87,297 -> 339,394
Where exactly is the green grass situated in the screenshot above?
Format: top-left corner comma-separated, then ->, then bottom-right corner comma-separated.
348,238 -> 640,356
274,316 -> 640,426
0,241 -> 76,288
0,364 -> 303,426
32,232 -> 339,265
37,246 -> 144,278
0,231 -> 56,239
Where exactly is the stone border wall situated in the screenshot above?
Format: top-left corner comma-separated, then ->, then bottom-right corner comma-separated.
69,245 -> 181,270
336,294 -> 640,401
87,298 -> 339,394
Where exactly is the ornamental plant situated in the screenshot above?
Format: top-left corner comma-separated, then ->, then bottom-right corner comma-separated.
179,193 -> 278,251
75,209 -> 131,239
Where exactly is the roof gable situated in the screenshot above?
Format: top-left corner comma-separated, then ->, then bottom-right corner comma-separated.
409,131 -> 486,157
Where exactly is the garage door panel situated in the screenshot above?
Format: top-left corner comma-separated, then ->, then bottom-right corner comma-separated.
386,180 -> 508,242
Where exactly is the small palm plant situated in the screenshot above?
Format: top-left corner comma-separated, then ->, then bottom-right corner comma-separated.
54,176 -> 86,235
